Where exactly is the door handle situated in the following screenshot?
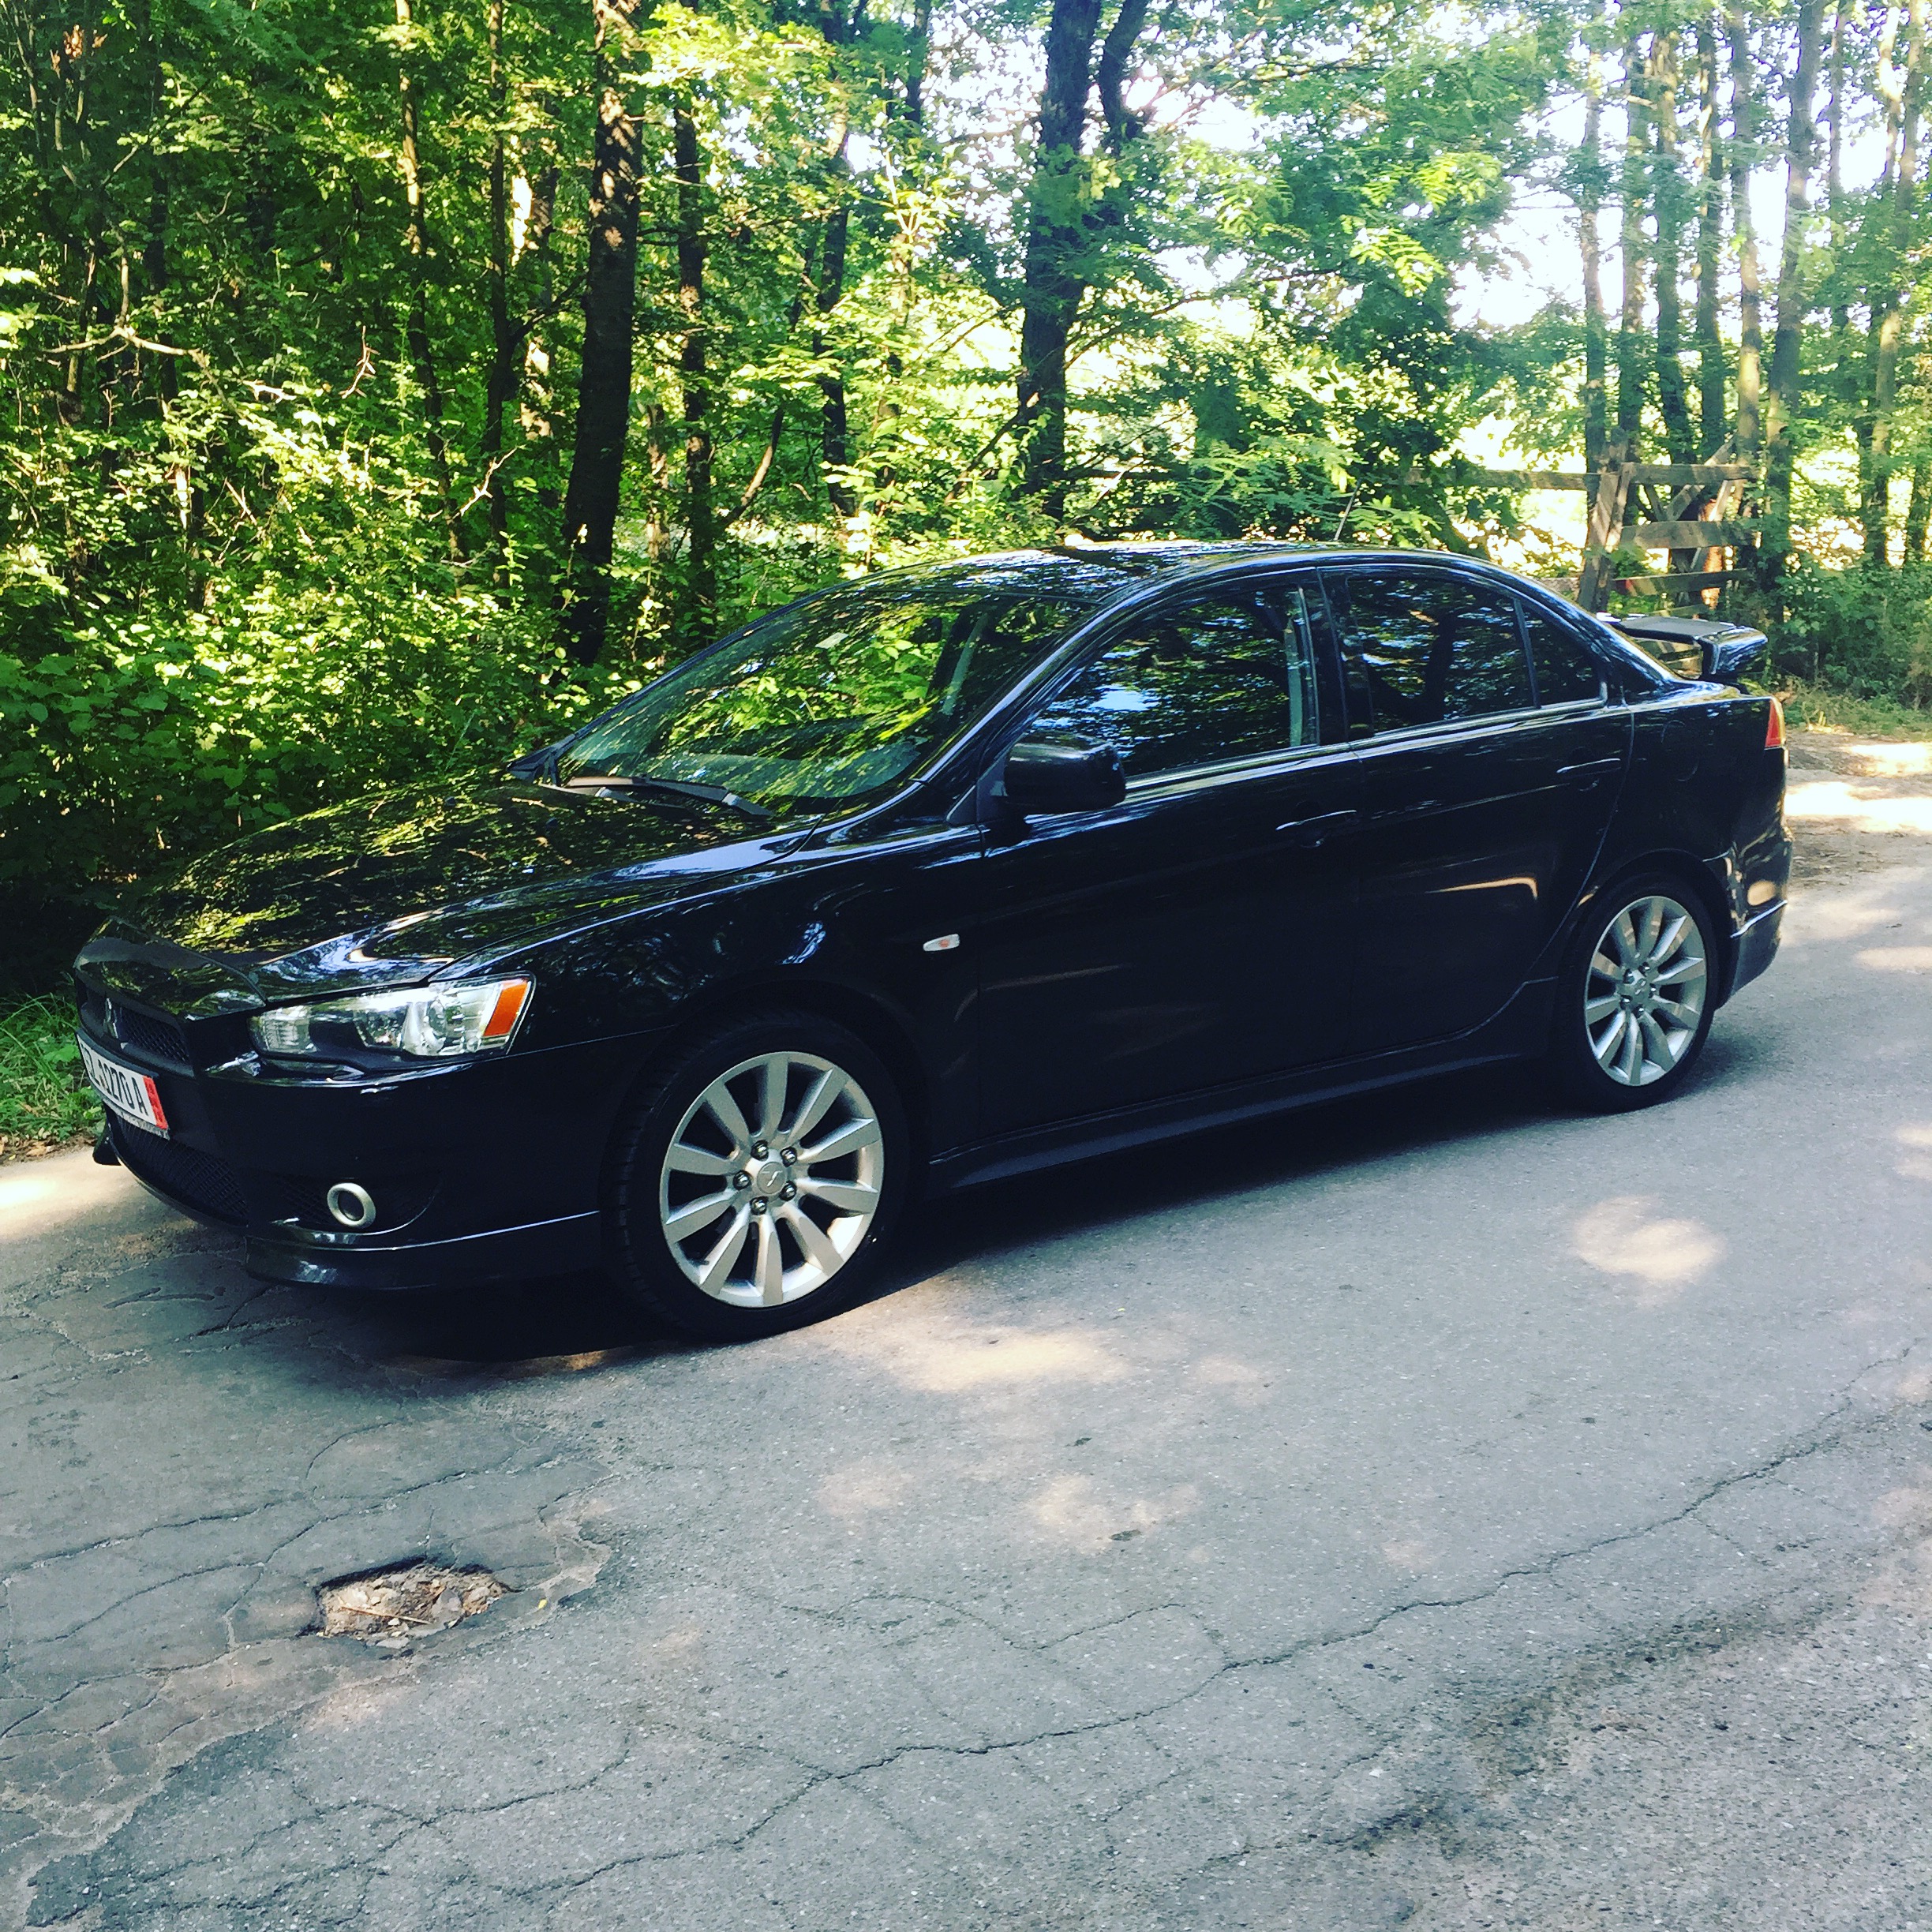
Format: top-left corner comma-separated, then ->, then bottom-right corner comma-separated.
1275,809 -> 1360,847
1558,756 -> 1623,787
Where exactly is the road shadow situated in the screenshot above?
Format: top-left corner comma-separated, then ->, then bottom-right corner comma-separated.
329,1059 -> 1551,1368
313,1017 -> 1780,1368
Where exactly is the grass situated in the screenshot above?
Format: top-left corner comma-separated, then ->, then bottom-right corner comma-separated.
1777,680 -> 1932,739
0,994 -> 100,1161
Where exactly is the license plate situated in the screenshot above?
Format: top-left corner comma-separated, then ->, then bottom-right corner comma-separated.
77,1035 -> 170,1138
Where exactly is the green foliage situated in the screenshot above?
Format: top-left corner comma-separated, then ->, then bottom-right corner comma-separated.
0,541 -> 649,908
1773,560 -> 1932,706
0,997 -> 100,1155
6,0 -> 1932,1002
1779,678 -> 1932,738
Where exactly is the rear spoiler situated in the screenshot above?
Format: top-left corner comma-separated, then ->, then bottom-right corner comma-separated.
1603,612 -> 1767,687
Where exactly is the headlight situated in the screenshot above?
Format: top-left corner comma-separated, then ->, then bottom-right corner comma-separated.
251,976 -> 533,1060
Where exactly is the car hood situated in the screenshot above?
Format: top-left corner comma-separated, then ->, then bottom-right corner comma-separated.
88,777 -> 807,1005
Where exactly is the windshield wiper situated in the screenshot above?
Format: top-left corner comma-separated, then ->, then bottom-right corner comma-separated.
560,773 -> 773,821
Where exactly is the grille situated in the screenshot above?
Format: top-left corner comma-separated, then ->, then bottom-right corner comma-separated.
112,1004 -> 191,1067
111,1118 -> 249,1225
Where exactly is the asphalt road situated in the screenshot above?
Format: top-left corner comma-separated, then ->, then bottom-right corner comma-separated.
4,733 -> 1931,1931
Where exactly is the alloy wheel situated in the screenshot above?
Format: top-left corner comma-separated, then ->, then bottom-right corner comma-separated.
657,1050 -> 885,1307
1583,893 -> 1709,1088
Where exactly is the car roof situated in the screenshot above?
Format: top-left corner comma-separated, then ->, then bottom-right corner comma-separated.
868,542 -> 1532,609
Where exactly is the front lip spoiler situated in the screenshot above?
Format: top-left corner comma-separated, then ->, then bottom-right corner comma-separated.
242,1211 -> 605,1292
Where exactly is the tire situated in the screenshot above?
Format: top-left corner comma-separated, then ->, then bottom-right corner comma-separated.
605,1009 -> 909,1340
1546,875 -> 1720,1113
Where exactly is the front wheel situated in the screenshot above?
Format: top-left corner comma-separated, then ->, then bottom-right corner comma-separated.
605,1011 -> 908,1340
1547,880 -> 1719,1112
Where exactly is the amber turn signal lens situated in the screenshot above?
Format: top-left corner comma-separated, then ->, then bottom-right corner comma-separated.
482,979 -> 531,1039
1765,695 -> 1786,750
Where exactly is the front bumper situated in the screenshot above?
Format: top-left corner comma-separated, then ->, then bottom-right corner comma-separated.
92,1014 -> 662,1291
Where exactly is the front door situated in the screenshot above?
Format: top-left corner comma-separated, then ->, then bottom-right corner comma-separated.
971,578 -> 1361,1136
1324,566 -> 1629,1054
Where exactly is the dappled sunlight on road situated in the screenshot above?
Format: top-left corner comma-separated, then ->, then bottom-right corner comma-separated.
1381,1538 -> 1439,1573
1028,1472 -> 1200,1552
812,1290 -> 1133,1394
1781,878 -> 1915,944
1896,1125 -> 1932,1183
1786,779 -> 1932,837
1864,1481 -> 1932,1617
817,1459 -> 917,1519
1187,1354 -> 1273,1406
1814,739 -> 1932,777
0,1170 -> 58,1214
1571,1195 -> 1726,1301
1857,945 -> 1932,972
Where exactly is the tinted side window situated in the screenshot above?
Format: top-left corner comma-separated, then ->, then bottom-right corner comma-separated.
1330,571 -> 1533,732
1025,588 -> 1318,778
1519,602 -> 1605,704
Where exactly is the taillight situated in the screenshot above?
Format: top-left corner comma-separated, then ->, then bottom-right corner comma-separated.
1765,695 -> 1785,750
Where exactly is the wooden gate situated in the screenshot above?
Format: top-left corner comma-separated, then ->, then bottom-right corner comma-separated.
1458,447 -> 1756,612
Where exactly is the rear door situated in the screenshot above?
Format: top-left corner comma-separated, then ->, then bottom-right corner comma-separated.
972,577 -> 1361,1135
1325,566 -> 1629,1054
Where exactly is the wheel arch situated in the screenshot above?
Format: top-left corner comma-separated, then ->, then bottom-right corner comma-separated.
603,972 -> 934,1179
1571,850 -> 1737,1002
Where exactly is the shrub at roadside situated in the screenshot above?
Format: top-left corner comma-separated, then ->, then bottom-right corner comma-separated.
0,563 -> 649,982
0,996 -> 99,1159
1772,560 -> 1932,705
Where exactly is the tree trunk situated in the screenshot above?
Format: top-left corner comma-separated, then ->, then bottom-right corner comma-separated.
1095,0 -> 1149,153
395,0 -> 462,560
674,97 -> 716,650
1726,0 -> 1763,459
480,0 -> 517,559
1649,31 -> 1698,465
1581,1 -> 1608,468
1694,13 -> 1726,454
1616,12 -> 1649,447
1905,455 -> 1932,561
523,159 -> 564,517
903,0 -> 931,122
1018,0 -> 1106,520
811,0 -> 855,522
1861,0 -> 1926,566
1828,0 -> 1849,343
816,178 -> 855,520
1759,0 -> 1825,596
559,0 -> 642,665
1851,6 -> 1900,530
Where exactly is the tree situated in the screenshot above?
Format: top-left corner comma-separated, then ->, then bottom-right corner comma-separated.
560,0 -> 644,665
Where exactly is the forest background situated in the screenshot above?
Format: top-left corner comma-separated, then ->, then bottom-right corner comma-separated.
4,0 -> 1932,1035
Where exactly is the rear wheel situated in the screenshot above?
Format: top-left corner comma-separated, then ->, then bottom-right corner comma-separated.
605,1011 -> 908,1339
1547,878 -> 1718,1112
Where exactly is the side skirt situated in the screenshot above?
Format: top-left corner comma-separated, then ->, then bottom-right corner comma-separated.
925,978 -> 1556,1196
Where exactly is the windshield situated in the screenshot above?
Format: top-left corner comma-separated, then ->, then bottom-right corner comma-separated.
556,577 -> 1095,813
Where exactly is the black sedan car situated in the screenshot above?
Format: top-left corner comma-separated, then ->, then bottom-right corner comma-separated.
73,545 -> 1790,1339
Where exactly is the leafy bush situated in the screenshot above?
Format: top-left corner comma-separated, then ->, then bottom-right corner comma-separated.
1771,560 -> 1932,706
1777,679 -> 1932,739
0,549 -> 651,972
0,996 -> 99,1157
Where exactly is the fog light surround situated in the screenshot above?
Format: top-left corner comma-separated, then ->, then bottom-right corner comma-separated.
326,1181 -> 377,1229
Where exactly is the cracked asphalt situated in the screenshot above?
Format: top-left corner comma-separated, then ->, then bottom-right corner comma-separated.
5,732 -> 1932,1930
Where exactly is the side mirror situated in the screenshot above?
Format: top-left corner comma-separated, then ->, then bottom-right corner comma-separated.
1704,629 -> 1767,686
1002,739 -> 1126,814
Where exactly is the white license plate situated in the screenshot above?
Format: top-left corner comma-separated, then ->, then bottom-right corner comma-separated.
77,1035 -> 170,1138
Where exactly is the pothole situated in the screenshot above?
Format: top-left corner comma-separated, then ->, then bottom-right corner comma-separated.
318,1563 -> 507,1648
